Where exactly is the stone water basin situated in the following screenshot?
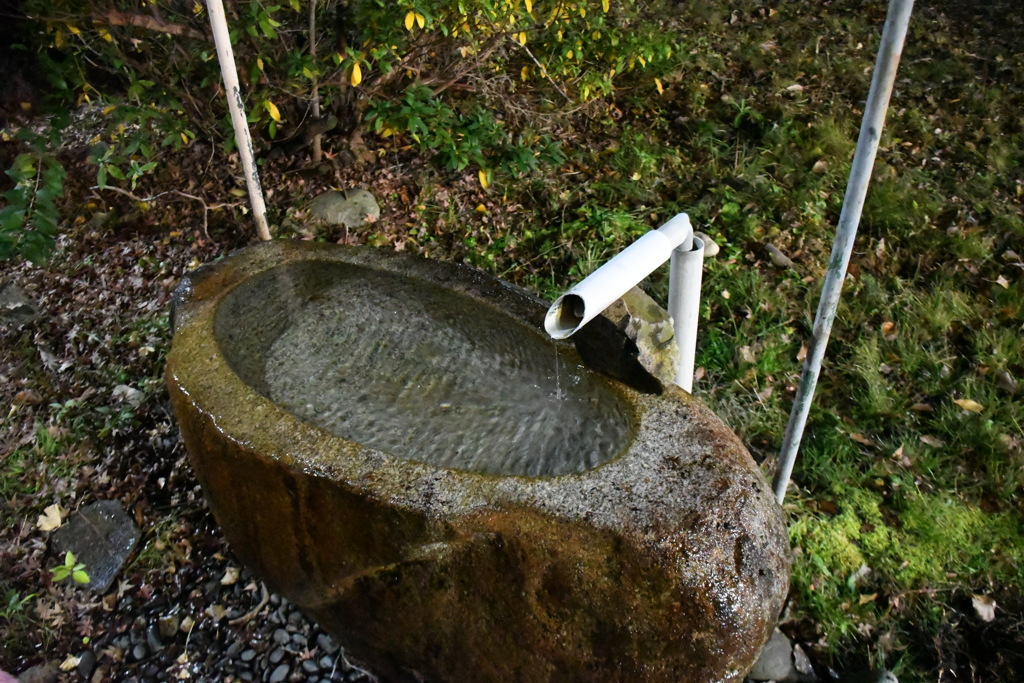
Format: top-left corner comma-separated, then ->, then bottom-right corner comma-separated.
165,241 -> 790,682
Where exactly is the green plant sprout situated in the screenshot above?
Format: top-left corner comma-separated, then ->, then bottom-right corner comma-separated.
50,551 -> 90,585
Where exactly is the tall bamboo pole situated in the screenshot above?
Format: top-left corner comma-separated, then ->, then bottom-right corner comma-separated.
206,0 -> 271,241
773,0 -> 915,504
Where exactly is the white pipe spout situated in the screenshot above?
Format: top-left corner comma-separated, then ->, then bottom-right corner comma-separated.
545,214 -> 693,340
544,213 -> 704,392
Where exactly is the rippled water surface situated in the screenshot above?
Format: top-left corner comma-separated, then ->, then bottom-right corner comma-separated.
221,263 -> 634,476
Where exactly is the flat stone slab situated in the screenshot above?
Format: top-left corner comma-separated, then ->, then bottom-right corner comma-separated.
52,500 -> 140,593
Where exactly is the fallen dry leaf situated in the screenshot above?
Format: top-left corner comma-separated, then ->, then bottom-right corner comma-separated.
995,275 -> 1009,289
881,321 -> 897,341
60,655 -> 82,672
37,503 -> 63,532
796,343 -> 808,362
859,593 -> 878,605
910,402 -> 934,412
220,566 -> 240,586
204,604 -> 228,621
953,398 -> 984,413
737,345 -> 757,364
972,594 -> 997,622
849,432 -> 874,446
920,435 -> 946,448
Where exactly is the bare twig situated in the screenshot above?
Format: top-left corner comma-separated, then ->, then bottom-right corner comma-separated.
98,10 -> 205,38
90,185 -> 238,240
511,39 -> 573,103
228,582 -> 270,626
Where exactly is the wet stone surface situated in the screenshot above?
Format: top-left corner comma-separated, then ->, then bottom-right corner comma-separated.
51,500 -> 140,593
168,243 -> 792,682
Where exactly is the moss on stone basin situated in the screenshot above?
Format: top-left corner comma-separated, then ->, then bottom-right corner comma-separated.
166,241 -> 790,682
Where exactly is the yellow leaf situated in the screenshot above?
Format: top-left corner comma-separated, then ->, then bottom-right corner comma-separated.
638,55 -> 646,67
257,57 -> 264,71
59,655 -> 81,673
521,65 -> 529,81
954,398 -> 984,413
180,132 -> 189,145
37,503 -> 62,531
102,104 -> 117,115
416,12 -> 425,28
602,0 -> 610,12
99,28 -> 113,42
478,169 -> 490,189
67,23 -> 81,35
655,78 -> 664,95
517,31 -> 527,45
525,0 -> 532,13
405,11 -> 415,31
264,100 -> 281,122
351,62 -> 363,86
475,204 -> 488,213
54,30 -> 65,48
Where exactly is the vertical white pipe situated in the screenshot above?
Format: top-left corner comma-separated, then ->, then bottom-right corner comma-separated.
206,0 -> 272,241
773,0 -> 915,504
668,237 -> 704,393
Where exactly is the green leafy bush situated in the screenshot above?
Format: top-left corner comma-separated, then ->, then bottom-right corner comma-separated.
1,147 -> 66,264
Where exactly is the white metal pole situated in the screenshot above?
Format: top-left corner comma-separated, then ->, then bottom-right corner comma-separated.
206,0 -> 272,241
773,0 -> 915,504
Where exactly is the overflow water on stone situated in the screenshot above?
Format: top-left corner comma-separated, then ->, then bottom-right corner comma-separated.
236,262 -> 633,476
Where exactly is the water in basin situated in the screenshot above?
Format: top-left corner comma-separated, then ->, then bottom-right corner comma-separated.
215,261 -> 634,476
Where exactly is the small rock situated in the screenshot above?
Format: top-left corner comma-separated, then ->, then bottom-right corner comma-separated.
240,649 -> 257,663
269,647 -> 285,665
146,624 -> 164,653
269,664 -> 290,683
157,614 -> 180,641
748,629 -> 796,681
301,659 -> 321,675
694,231 -> 720,258
316,633 -> 339,654
76,651 -> 96,679
0,282 -> 38,329
766,243 -> 795,268
273,628 -> 290,646
131,643 -> 148,662
16,662 -> 58,683
111,384 -> 144,408
793,644 -> 815,677
309,189 -> 380,229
